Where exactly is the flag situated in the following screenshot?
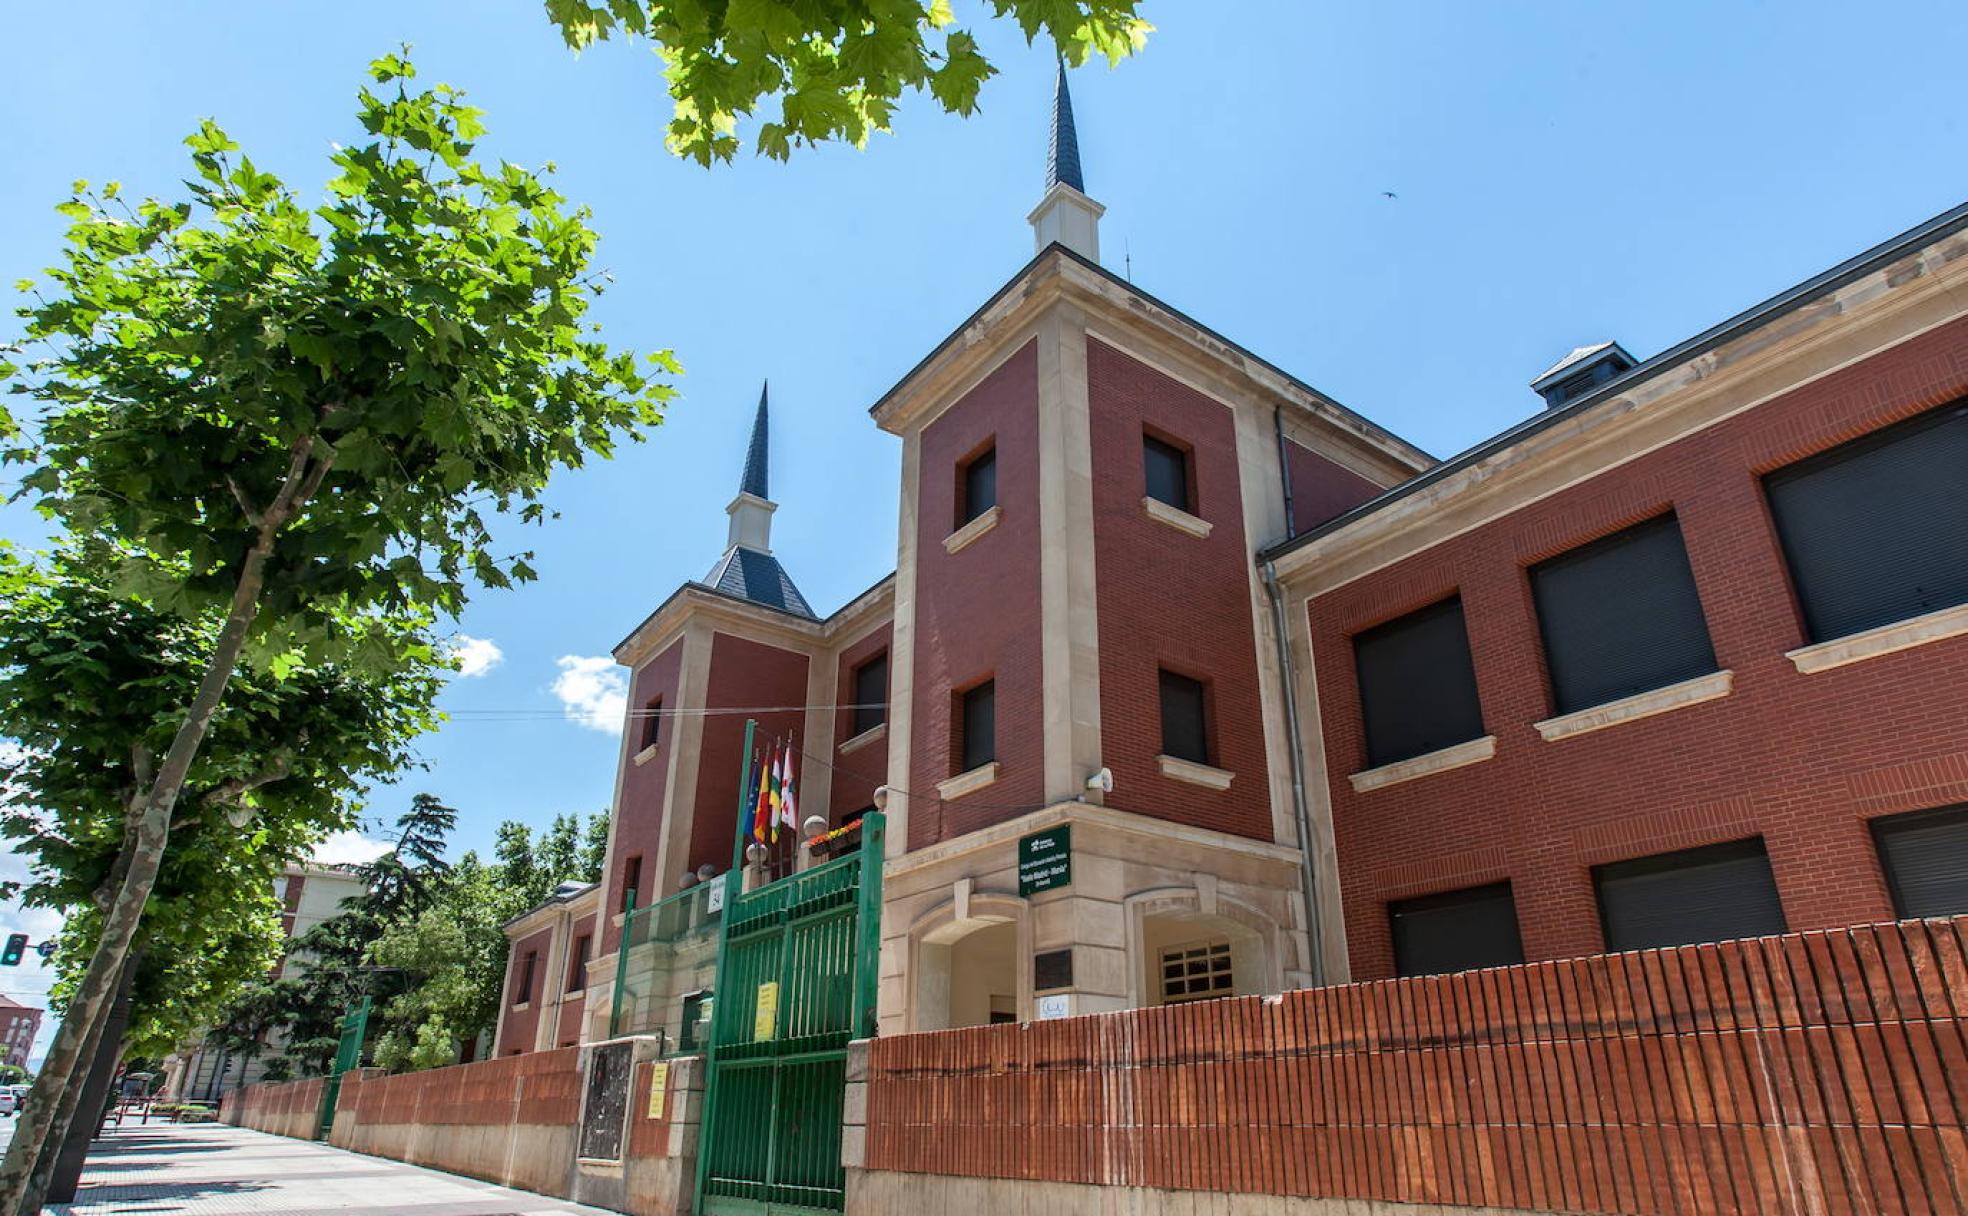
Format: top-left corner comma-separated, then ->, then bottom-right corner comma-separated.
750,744 -> 772,845
767,739 -> 785,843
779,743 -> 799,834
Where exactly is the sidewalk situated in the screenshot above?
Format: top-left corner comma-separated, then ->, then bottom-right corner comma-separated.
43,1121 -> 618,1215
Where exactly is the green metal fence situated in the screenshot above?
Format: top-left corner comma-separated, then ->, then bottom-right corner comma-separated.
317,996 -> 370,1139
607,880 -> 723,1048
695,807 -> 885,1215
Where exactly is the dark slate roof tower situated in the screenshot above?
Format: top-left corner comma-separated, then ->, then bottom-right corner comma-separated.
704,383 -> 816,617
1045,58 -> 1084,193
1028,60 -> 1104,261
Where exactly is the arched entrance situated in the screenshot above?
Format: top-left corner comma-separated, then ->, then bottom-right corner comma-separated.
908,897 -> 1030,1031
1127,888 -> 1280,1008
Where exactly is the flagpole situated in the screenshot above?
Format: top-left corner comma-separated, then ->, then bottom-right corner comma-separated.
729,718 -> 758,874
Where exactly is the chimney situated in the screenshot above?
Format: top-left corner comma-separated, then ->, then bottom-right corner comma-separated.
1530,341 -> 1638,409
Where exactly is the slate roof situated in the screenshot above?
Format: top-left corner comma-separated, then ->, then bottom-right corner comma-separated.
704,546 -> 816,619
1530,340 -> 1633,391
739,383 -> 770,498
1046,60 -> 1084,193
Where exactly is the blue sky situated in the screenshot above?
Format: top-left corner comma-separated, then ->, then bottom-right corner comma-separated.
3,1 -> 1966,1050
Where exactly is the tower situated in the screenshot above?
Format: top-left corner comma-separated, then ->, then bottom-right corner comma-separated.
1027,60 -> 1104,261
705,383 -> 815,617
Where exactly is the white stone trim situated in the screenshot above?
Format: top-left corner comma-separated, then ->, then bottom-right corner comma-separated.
838,722 -> 887,757
1533,670 -> 1734,741
935,761 -> 1001,802
1142,496 -> 1212,539
510,1001 -> 531,1012
1348,735 -> 1497,793
632,743 -> 661,767
1785,604 -> 1968,674
941,504 -> 1001,554
1157,754 -> 1235,790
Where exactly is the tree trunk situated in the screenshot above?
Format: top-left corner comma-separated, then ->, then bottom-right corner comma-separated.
44,953 -> 138,1204
0,438 -> 327,1216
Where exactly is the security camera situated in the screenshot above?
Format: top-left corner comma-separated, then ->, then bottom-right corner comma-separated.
1085,767 -> 1114,794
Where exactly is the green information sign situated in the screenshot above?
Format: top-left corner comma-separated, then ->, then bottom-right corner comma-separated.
1018,824 -> 1072,896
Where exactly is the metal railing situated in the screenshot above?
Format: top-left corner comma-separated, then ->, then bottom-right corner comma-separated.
606,880 -> 723,1050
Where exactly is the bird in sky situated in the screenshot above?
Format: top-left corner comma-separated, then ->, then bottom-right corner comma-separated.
1381,191 -> 1399,200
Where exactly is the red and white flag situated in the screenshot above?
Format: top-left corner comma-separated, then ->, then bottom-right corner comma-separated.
778,742 -> 799,833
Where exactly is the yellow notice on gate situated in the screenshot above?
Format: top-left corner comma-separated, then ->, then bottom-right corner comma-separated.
646,1062 -> 670,1119
754,981 -> 780,1042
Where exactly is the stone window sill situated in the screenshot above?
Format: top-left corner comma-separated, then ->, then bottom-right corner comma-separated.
936,761 -> 1000,801
943,505 -> 1002,554
1785,603 -> 1968,674
510,1001 -> 531,1012
838,722 -> 887,756
1533,670 -> 1734,742
1348,736 -> 1496,794
1142,496 -> 1211,539
1158,754 -> 1234,790
633,743 -> 661,767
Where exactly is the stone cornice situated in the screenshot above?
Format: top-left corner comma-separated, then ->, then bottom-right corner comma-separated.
614,575 -> 897,671
1270,215 -> 1968,597
867,247 -> 1431,483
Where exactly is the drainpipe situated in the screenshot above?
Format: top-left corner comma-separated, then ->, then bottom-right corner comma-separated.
1262,559 -> 1325,986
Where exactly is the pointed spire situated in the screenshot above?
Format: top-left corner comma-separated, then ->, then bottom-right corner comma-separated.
1045,59 -> 1084,193
739,382 -> 769,499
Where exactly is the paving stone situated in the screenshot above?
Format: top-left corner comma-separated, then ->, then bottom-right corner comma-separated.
42,1122 -> 617,1216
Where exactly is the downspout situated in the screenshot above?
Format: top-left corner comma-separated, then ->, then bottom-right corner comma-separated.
1263,559 -> 1325,987
1267,405 -> 1325,985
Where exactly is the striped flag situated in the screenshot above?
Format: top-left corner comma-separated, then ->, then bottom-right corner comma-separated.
750,744 -> 772,845
767,740 -> 784,843
779,744 -> 799,834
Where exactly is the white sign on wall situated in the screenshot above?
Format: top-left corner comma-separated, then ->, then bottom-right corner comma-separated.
1036,994 -> 1072,1021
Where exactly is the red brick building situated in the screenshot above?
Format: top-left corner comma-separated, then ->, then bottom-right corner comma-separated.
0,996 -> 41,1069
498,69 -> 1968,1055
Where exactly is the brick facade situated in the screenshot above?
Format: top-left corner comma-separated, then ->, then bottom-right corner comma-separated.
688,632 -> 811,876
1308,316 -> 1968,981
908,340 -> 1046,848
1088,338 -> 1272,841
1285,439 -> 1384,534
830,621 -> 893,824
604,638 -> 685,952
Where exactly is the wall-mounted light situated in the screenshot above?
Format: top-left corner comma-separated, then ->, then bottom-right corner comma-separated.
1085,767 -> 1114,795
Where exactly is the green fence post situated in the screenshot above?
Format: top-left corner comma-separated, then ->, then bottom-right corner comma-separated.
608,887 -> 637,1040
849,812 -> 886,1041
695,717 -> 760,1213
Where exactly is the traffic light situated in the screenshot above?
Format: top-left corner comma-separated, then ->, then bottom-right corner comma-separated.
0,935 -> 25,967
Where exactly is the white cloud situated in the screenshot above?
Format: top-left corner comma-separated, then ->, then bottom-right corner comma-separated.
311,829 -> 393,867
553,655 -> 627,734
445,634 -> 505,679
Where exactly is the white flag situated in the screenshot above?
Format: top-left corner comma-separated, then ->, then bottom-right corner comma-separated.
779,742 -> 799,830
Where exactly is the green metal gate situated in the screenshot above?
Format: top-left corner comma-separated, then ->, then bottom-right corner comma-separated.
317,996 -> 370,1139
695,720 -> 884,1216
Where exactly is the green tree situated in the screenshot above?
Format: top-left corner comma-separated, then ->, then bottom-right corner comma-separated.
0,55 -> 669,1208
367,809 -> 608,1070
544,0 -> 1152,163
0,542 -> 441,1183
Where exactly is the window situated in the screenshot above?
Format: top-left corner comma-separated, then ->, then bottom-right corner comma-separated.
1763,400 -> 1968,643
639,698 -> 662,751
1158,669 -> 1209,765
958,445 -> 997,527
514,951 -> 537,1006
1594,838 -> 1786,952
1143,433 -> 1192,512
851,652 -> 888,735
1352,597 -> 1485,768
620,855 -> 643,912
1530,515 -> 1718,715
567,934 -> 592,994
958,680 -> 995,772
1873,804 -> 1968,918
1390,882 -> 1525,977
1033,949 -> 1073,991
1159,939 -> 1233,1005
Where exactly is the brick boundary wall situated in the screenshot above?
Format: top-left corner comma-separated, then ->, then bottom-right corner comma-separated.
219,1075 -> 325,1141
862,917 -> 1968,1216
328,1048 -> 582,1198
